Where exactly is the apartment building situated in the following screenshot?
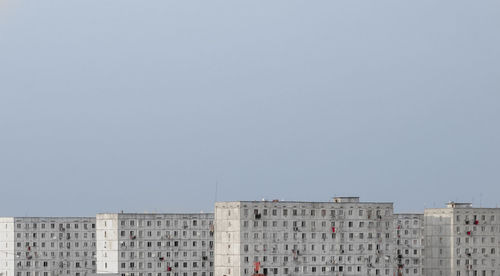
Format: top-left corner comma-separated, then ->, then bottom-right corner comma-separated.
394,214 -> 424,276
0,217 -> 96,276
424,202 -> 500,276
3,198 -> 500,276
214,197 -> 397,276
96,213 -> 214,276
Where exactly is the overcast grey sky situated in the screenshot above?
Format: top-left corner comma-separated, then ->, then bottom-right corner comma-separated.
0,0 -> 499,216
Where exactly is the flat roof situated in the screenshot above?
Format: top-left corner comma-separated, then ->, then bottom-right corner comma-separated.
97,212 -> 213,216
216,200 -> 393,205
0,217 -> 95,219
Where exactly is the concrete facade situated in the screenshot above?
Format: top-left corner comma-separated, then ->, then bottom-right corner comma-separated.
394,214 -> 424,276
3,199 -> 500,276
96,213 -> 214,276
424,202 -> 500,276
0,217 -> 96,276
214,197 -> 397,276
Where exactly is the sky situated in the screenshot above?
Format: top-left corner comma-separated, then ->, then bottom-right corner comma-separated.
0,0 -> 499,216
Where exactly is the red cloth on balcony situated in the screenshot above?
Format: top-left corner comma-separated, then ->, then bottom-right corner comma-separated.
254,262 -> 260,272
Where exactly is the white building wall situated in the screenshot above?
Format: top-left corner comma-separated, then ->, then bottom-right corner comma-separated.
96,214 -> 119,274
424,208 -> 453,276
214,203 -> 242,276
0,218 -> 15,276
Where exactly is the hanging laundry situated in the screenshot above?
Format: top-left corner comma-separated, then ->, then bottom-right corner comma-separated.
254,261 -> 260,272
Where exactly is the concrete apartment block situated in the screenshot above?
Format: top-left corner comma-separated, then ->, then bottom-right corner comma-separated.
3,198 -> 500,276
215,197 -> 396,276
424,202 -> 500,276
96,213 -> 214,276
394,214 -> 424,276
0,217 -> 96,276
